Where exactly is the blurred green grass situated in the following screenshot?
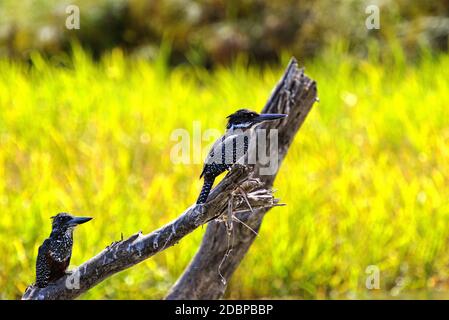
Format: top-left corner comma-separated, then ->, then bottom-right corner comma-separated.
0,45 -> 448,299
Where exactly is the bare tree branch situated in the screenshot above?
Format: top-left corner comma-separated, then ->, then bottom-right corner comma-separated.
22,57 -> 317,300
166,57 -> 318,299
22,167 -> 279,300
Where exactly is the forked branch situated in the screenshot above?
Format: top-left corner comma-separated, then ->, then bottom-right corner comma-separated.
22,57 -> 317,300
22,167 -> 278,300
166,57 -> 317,299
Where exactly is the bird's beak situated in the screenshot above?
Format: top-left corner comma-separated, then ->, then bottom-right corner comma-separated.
254,113 -> 287,123
69,216 -> 93,226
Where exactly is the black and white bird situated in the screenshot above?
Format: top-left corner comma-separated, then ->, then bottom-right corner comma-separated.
196,109 -> 286,204
35,213 -> 92,288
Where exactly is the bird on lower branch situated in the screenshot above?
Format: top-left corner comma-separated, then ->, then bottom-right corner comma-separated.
196,109 -> 287,204
35,213 -> 92,288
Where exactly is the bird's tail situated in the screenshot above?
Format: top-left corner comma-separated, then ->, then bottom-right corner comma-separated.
196,177 -> 215,204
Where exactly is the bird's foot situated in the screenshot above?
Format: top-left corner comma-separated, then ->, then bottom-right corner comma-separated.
231,163 -> 247,172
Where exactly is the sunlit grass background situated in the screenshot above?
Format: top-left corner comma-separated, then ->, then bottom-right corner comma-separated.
0,44 -> 448,299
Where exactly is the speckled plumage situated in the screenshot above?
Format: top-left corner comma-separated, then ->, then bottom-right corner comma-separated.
196,109 -> 286,204
35,213 -> 91,288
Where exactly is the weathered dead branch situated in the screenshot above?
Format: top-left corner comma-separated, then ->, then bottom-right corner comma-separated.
22,57 -> 317,300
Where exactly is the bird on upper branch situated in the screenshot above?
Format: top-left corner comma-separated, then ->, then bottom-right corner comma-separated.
35,213 -> 92,288
196,109 -> 287,204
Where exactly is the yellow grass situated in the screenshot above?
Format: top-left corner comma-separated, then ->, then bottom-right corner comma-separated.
0,46 -> 448,299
